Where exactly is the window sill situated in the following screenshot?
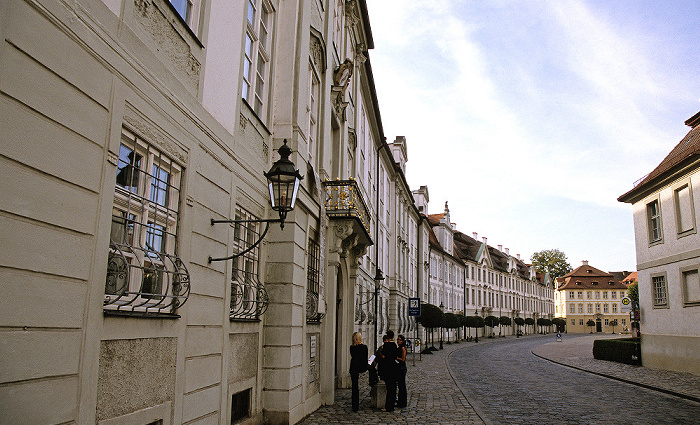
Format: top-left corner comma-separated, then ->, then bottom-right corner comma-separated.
104,309 -> 181,319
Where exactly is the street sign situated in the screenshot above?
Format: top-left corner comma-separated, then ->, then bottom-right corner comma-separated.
621,296 -> 632,312
408,297 -> 421,316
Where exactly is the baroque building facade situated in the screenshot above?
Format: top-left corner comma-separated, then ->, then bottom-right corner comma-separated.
0,0 -> 410,424
554,261 -> 631,334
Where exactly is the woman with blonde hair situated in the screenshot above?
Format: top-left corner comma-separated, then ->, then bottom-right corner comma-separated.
349,331 -> 369,411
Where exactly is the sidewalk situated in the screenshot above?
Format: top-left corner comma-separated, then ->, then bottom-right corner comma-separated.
532,333 -> 700,403
298,340 -> 488,424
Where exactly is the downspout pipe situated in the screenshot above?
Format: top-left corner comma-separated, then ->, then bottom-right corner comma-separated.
374,138 -> 391,350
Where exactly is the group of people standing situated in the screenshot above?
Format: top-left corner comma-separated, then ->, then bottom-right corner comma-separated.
349,330 -> 407,412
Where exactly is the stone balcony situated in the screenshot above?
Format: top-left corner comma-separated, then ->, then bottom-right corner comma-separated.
323,179 -> 373,254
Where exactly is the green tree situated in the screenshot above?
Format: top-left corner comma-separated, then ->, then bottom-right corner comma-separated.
417,303 -> 444,350
530,249 -> 573,281
586,319 -> 596,333
627,281 -> 639,305
552,317 -> 566,332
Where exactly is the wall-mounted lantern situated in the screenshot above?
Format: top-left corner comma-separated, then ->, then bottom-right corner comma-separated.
208,140 -> 303,263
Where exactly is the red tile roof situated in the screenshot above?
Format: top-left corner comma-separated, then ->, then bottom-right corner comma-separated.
619,111 -> 700,203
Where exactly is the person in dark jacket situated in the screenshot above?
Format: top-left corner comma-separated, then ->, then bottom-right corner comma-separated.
350,332 -> 369,411
380,330 -> 398,412
396,334 -> 408,408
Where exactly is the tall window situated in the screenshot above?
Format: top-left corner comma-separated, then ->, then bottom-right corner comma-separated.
306,236 -> 324,323
308,63 -> 320,166
603,304 -> 609,313
587,304 -> 593,313
578,304 -> 583,313
106,129 -> 188,314
612,304 -> 618,313
652,275 -> 668,307
674,184 -> 695,234
682,268 -> 700,305
170,0 -> 201,34
647,200 -> 662,243
243,0 -> 273,120
231,207 -> 268,320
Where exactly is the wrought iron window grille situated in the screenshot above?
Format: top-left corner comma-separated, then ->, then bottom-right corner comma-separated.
214,211 -> 272,321
105,219 -> 191,315
105,132 -> 190,316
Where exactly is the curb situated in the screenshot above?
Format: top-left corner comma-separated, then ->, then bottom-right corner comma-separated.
531,350 -> 700,404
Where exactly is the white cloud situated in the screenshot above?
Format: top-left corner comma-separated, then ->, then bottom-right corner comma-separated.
366,0 -> 698,269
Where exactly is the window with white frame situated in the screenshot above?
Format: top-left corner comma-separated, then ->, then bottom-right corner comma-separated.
652,274 -> 668,307
587,291 -> 592,299
578,303 -> 583,313
612,303 -> 618,313
647,199 -> 663,243
674,183 -> 695,234
579,319 -> 583,326
170,0 -> 202,35
307,61 -> 320,167
243,0 -> 274,121
306,235 -> 324,322
569,304 -> 575,313
596,303 -> 601,313
603,291 -> 608,299
105,129 -> 189,314
682,267 -> 700,305
603,303 -> 609,313
569,291 -> 575,299
230,207 -> 269,320
587,303 -> 593,313
577,291 -> 583,299
571,319 -> 575,326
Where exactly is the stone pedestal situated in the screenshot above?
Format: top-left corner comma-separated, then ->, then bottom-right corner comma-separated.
370,381 -> 386,408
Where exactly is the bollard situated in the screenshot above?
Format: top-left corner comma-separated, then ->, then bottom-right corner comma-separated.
371,381 -> 387,408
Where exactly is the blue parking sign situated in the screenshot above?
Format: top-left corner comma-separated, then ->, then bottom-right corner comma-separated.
408,298 -> 421,316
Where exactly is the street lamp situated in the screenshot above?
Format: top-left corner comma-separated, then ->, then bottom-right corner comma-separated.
208,140 -> 303,263
474,309 -> 479,343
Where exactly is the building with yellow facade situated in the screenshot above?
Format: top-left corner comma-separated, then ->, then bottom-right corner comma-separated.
554,261 -> 631,333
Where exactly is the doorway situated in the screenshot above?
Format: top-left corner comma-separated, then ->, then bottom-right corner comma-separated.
596,319 -> 602,332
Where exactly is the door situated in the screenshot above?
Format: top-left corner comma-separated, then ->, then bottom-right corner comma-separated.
596,319 -> 602,332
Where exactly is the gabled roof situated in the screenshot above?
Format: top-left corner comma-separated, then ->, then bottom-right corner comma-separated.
621,271 -> 638,286
453,231 -> 480,262
555,263 -> 627,290
619,111 -> 700,203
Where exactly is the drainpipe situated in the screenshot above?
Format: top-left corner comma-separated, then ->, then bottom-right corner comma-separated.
374,138 -> 391,351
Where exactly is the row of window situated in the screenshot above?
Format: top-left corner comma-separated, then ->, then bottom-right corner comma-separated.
646,181 -> 696,244
565,303 -> 620,314
570,318 -> 627,327
651,267 -> 700,308
568,290 -> 624,300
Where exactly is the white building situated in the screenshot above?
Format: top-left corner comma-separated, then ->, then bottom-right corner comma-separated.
0,0 -> 416,423
618,111 -> 700,376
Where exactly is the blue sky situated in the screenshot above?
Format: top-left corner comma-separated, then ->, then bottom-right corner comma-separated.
366,0 -> 700,272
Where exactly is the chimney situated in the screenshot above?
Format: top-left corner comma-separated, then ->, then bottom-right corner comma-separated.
582,260 -> 589,266
482,237 -> 487,245
517,254 -> 521,260
498,245 -> 503,252
473,232 -> 478,240
505,248 -> 509,255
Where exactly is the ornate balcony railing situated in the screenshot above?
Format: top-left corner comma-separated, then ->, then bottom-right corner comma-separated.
323,179 -> 371,237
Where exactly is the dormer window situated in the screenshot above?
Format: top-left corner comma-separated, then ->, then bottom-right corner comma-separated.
592,281 -> 598,285
575,281 -> 582,285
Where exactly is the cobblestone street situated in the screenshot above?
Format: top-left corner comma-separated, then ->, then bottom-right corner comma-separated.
299,334 -> 700,424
